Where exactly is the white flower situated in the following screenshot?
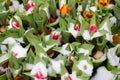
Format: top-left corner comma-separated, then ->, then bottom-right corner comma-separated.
2,37 -> 17,44
107,44 -> 120,66
0,45 -> 8,53
61,72 -> 82,80
11,44 -> 28,58
0,54 -> 10,63
31,62 -> 47,80
91,66 -> 115,80
82,30 -> 91,40
106,33 -> 113,42
59,0 -> 66,9
51,60 -> 61,74
77,60 -> 93,76
99,21 -> 110,32
77,5 -> 82,12
89,6 -> 97,12
68,23 -> 79,38
9,0 -> 19,12
25,63 -> 34,70
82,21 -> 110,40
107,4 -> 114,9
109,16 -> 116,26
78,48 -> 89,56
60,43 -> 71,56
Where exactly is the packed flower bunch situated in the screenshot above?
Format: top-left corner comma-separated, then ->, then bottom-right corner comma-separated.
0,0 -> 120,80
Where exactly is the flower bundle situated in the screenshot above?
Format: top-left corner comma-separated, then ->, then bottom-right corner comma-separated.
0,0 -> 120,80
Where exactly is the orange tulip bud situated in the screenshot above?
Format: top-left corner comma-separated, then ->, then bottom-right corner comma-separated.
83,10 -> 93,19
60,4 -> 70,15
98,0 -> 109,7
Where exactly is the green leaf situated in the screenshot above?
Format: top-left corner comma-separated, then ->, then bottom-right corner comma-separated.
33,10 -> 47,32
22,72 -> 34,78
80,44 -> 94,53
32,0 -> 49,12
24,32 -> 39,46
68,0 -> 76,18
82,0 -> 87,11
90,13 -> 96,26
116,46 -> 120,57
114,2 -> 120,20
0,53 -> 11,65
9,67 -> 22,77
0,11 -> 8,26
48,0 -> 57,17
70,42 -> 81,52
98,15 -> 111,32
59,18 -> 67,31
9,55 -> 20,69
17,13 -> 37,29
26,49 -> 35,64
80,20 -> 89,34
0,73 -> 7,80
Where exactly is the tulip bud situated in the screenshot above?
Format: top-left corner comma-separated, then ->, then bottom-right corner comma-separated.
69,56 -> 74,62
74,24 -> 80,31
65,75 -> 72,80
89,24 -> 98,33
52,31 -> 59,40
60,4 -> 70,15
83,10 -> 93,19
12,21 -> 20,29
98,0 -> 109,7
13,52 -> 18,57
35,69 -> 45,79
27,0 -> 34,13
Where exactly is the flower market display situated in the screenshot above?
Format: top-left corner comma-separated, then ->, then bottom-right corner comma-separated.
0,0 -> 120,80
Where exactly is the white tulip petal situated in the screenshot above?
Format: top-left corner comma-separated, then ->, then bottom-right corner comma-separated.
91,66 -> 115,80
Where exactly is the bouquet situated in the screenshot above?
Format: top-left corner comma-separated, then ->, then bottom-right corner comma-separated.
0,0 -> 120,80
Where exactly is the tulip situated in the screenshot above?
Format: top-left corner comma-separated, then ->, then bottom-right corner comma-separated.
35,69 -> 45,79
13,52 -> 18,57
31,62 -> 47,80
27,0 -> 34,13
65,75 -> 72,80
74,24 -> 80,31
60,4 -> 70,15
12,21 -> 20,29
69,56 -> 74,62
98,0 -> 109,7
83,10 -> 93,19
52,31 -> 59,40
89,24 -> 98,33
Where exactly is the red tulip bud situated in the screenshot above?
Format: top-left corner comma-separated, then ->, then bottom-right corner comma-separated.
69,56 -> 74,62
52,31 -> 59,40
89,24 -> 98,33
27,0 -> 34,12
35,69 -> 45,79
74,24 -> 80,31
13,52 -> 18,57
12,21 -> 20,29
65,75 -> 72,80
